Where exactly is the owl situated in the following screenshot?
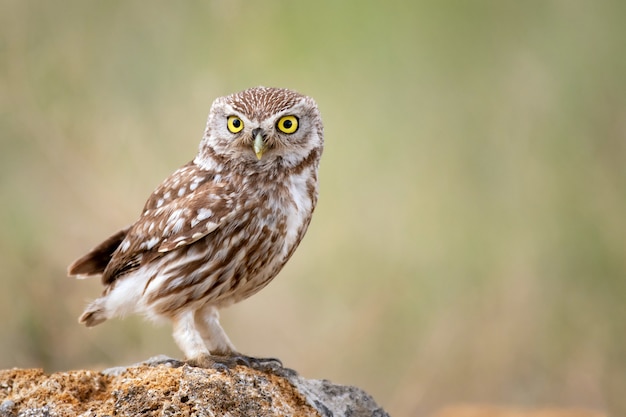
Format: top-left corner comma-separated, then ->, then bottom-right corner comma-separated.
68,87 -> 324,368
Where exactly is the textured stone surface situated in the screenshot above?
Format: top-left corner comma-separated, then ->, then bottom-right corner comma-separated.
0,356 -> 389,417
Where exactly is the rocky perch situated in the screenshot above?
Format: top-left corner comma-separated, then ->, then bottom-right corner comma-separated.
0,356 -> 388,417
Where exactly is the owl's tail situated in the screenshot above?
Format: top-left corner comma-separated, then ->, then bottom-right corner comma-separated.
79,298 -> 108,327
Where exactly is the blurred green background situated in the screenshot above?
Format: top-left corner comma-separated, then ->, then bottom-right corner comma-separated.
1,1 -> 624,415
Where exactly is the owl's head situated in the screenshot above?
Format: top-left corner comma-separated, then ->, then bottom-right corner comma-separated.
196,87 -> 323,171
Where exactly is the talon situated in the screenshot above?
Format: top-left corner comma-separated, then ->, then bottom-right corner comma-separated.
202,353 -> 250,370
232,355 -> 252,367
186,352 -> 284,372
239,355 -> 284,372
211,362 -> 231,373
263,357 -> 283,367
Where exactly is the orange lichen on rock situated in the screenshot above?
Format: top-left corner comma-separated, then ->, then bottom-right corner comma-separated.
0,364 -> 319,416
0,367 -> 112,415
0,358 -> 379,417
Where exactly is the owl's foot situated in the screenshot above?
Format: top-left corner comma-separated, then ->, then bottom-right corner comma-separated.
212,353 -> 283,372
234,355 -> 283,372
185,354 -> 230,371
186,353 -> 283,372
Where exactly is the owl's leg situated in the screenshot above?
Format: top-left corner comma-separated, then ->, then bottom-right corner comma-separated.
194,304 -> 283,371
193,305 -> 236,356
192,305 -> 279,370
172,310 -> 214,368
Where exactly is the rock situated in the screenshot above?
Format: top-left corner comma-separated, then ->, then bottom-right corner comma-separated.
0,355 -> 389,417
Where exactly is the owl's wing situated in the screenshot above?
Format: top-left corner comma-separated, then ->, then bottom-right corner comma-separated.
67,227 -> 131,277
99,163 -> 239,285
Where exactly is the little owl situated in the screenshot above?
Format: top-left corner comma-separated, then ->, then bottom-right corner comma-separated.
68,87 -> 323,368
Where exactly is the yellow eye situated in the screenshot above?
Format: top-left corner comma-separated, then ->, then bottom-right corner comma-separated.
276,115 -> 298,134
227,115 -> 244,133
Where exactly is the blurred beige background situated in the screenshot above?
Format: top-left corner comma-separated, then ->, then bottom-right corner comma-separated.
1,1 -> 624,416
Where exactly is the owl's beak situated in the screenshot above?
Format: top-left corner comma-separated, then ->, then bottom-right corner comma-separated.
253,129 -> 267,160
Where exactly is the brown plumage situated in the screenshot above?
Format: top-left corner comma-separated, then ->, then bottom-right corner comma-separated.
69,87 -> 324,366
